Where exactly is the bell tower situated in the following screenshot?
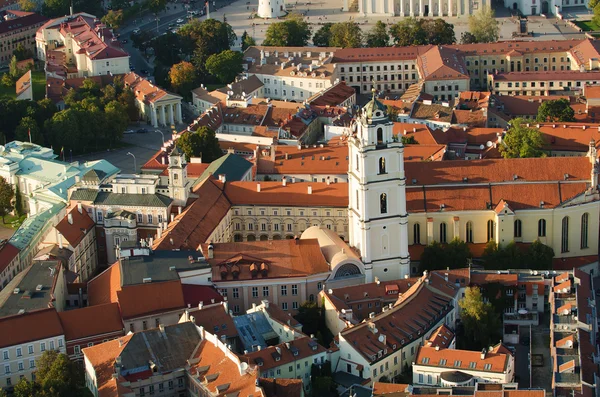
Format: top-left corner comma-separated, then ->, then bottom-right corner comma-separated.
348,90 -> 410,281
168,145 -> 188,206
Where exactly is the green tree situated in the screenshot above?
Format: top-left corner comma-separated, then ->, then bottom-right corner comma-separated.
15,116 -> 42,145
421,238 -> 471,271
386,105 -> 398,121
101,9 -> 124,29
458,287 -> 502,350
293,301 -> 321,336
14,184 -> 23,216
0,176 -> 14,223
168,61 -> 197,93
104,100 -> 129,146
329,22 -> 363,48
118,89 -> 139,121
179,19 -> 236,74
13,44 -> 33,61
461,31 -> 477,44
312,23 -> 333,47
148,0 -> 167,14
536,98 -> 575,122
9,55 -> 20,80
500,118 -> 545,158
483,241 -> 524,269
402,135 -> 418,144
468,6 -> 499,43
365,20 -> 388,47
263,15 -> 311,47
18,0 -> 36,11
594,3 -> 600,27
205,50 -> 243,84
421,19 -> 455,45
240,31 -> 256,51
390,17 -> 425,46
526,240 -> 554,270
178,126 -> 222,162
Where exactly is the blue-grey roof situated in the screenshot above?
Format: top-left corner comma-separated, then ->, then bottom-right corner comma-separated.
10,203 -> 65,251
233,311 -> 279,352
194,153 -> 253,188
70,190 -> 172,208
119,250 -> 209,286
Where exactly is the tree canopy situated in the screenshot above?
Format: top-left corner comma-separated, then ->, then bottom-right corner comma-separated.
420,238 -> 472,271
458,287 -> 502,350
169,61 -> 197,94
177,126 -> 223,162
389,18 -> 455,46
101,10 -> 124,29
241,31 -> 256,51
500,118 -> 546,158
483,240 -> 554,270
205,50 -> 244,84
365,21 -> 389,47
536,98 -> 575,122
329,22 -> 363,48
263,15 -> 311,47
468,6 -> 499,43
0,177 -> 14,223
313,23 -> 333,47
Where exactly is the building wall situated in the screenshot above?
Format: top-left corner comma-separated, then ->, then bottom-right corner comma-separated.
0,336 -> 66,389
0,19 -> 45,65
254,73 -> 335,102
258,349 -> 327,389
489,74 -> 600,96
256,173 -> 348,183
66,331 -> 125,361
124,310 -> 182,334
337,60 -> 419,94
0,254 -> 20,290
412,354 -> 514,386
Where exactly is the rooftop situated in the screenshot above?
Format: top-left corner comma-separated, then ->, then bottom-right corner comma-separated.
188,303 -> 237,340
415,344 -> 510,373
0,308 -> 63,348
233,310 -> 279,352
118,250 -> 209,286
241,336 -> 326,371
57,302 -> 123,341
55,206 -> 95,247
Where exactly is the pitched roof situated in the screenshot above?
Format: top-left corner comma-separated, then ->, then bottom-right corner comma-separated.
70,189 -> 172,207
224,181 -> 348,207
0,11 -> 47,35
0,240 -> 19,274
258,378 -> 303,397
202,239 -> 330,281
195,153 -> 253,187
256,143 -> 348,176
415,345 -> 510,373
124,72 -> 181,103
493,70 -> 600,82
426,324 -> 455,348
82,335 -> 133,397
187,303 -> 237,339
181,284 -> 224,307
418,46 -> 469,81
242,336 -> 326,371
0,308 -> 64,348
307,81 -> 355,107
55,207 -> 95,247
57,302 -> 123,341
152,177 -> 231,250
373,382 -> 410,396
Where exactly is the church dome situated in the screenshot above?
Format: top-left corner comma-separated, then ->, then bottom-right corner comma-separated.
362,89 -> 387,119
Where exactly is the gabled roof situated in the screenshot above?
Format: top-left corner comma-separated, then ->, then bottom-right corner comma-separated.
415,345 -> 510,373
187,303 -> 237,339
195,153 -> 253,187
241,336 -> 326,371
0,240 -> 19,273
0,308 -> 64,348
55,207 -> 95,247
224,181 -> 348,207
58,302 -> 123,341
82,335 -> 133,397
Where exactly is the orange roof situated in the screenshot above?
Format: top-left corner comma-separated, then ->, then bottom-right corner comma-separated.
124,72 -> 180,104
404,144 -> 446,161
471,272 -> 518,286
257,144 -> 348,175
15,70 -> 31,97
153,177 -> 231,250
187,303 -> 237,339
373,382 -> 409,396
556,334 -> 575,348
55,207 -> 95,247
224,181 -> 348,207
264,303 -> 301,328
58,303 -> 123,341
426,324 -> 455,348
416,345 -> 509,373
555,272 -> 571,283
82,335 -> 133,397
308,81 -> 355,107
116,280 -> 185,320
0,308 -> 64,348
242,336 -> 326,371
88,261 -> 122,306
537,122 -> 600,152
202,239 -> 330,281
258,378 -> 303,397
554,280 -> 573,292
393,123 -> 439,145
553,256 -> 598,270
0,240 -> 19,274
189,338 -> 263,397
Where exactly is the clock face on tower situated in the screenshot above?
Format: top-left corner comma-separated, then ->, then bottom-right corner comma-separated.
173,160 -> 178,165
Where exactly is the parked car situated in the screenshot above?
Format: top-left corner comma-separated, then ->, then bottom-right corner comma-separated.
129,65 -> 135,71
132,28 -> 141,34
124,129 -> 135,134
136,128 -> 148,134
176,18 -> 184,23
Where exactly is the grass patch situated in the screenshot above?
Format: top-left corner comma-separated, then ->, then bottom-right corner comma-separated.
574,20 -> 600,32
31,70 -> 46,101
1,213 -> 26,229
0,76 -> 15,99
204,83 -> 223,91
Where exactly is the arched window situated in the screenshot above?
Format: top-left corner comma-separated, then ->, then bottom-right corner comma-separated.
581,213 -> 589,249
377,127 -> 383,144
487,220 -> 495,242
414,223 -> 421,245
538,219 -> 546,237
378,157 -> 386,174
465,221 -> 473,243
439,222 -> 447,244
561,216 -> 569,253
514,219 -> 522,238
380,193 -> 387,214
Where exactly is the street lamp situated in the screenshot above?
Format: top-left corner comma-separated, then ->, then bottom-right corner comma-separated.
127,152 -> 137,174
155,130 -> 165,145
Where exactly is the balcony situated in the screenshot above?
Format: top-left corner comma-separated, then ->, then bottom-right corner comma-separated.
504,311 -> 539,326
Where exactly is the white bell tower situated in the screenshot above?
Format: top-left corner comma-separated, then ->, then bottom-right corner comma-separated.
348,90 -> 410,281
168,145 -> 189,206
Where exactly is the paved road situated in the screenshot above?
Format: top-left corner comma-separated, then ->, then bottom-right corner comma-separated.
73,127 -> 174,174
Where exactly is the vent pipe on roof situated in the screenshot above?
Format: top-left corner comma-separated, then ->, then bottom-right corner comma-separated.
307,185 -> 312,194
282,176 -> 287,187
77,203 -> 82,214
256,183 -> 261,192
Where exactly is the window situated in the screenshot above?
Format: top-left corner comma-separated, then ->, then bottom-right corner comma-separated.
17,362 -> 23,371
538,219 -> 546,237
378,157 -> 386,174
233,288 -> 239,299
148,214 -> 153,224
137,213 -> 143,223
40,343 -> 45,352
29,360 -> 34,369
465,221 -> 473,243
561,216 -> 569,253
74,346 -> 81,354
168,380 -> 174,390
149,385 -> 155,395
97,211 -> 103,222
221,288 -> 227,297
281,286 -> 287,296
439,222 -> 447,243
16,348 -> 21,357
292,284 -> 298,295
514,219 -> 522,238
3,351 -> 7,360
143,321 -> 148,330
581,213 -> 589,249
282,302 -> 288,311
49,340 -> 54,350
380,193 -> 387,214
487,220 -> 495,241
413,223 -> 421,244
317,282 -> 322,291
28,346 -> 33,355
356,190 -> 359,210
252,287 -> 258,298
292,301 -> 298,310
158,214 -> 163,224
263,286 -> 269,297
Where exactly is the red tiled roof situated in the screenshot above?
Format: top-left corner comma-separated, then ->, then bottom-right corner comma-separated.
308,81 -> 355,107
58,302 -> 123,341
82,335 -> 133,397
373,382 -> 409,396
0,308 -> 63,348
426,324 -> 455,348
188,303 -> 237,339
553,256 -> 598,270
116,280 -> 185,320
415,345 -> 509,373
242,336 -> 326,371
0,11 -> 47,35
224,181 -> 348,207
0,240 -> 19,274
181,284 -> 224,307
55,206 -> 95,247
258,378 -> 303,397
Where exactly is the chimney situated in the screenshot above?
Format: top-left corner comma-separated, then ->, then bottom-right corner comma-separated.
270,145 -> 276,161
199,302 -> 204,310
444,273 -> 448,282
257,183 -> 261,192
435,345 -> 440,351
282,176 -> 287,187
77,203 -> 82,214
58,234 -> 63,249
308,185 -> 312,194
207,243 -> 214,259
326,177 -> 331,185
67,213 -> 73,225
481,349 -> 487,360
170,213 -> 175,223
178,206 -> 182,215
219,174 -> 226,183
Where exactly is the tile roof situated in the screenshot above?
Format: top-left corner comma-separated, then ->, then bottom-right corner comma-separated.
195,153 -> 253,187
537,122 -> 600,152
241,336 -> 326,371
257,143 -> 348,175
418,46 -> 469,81
181,284 -> 224,307
493,70 -> 600,82
471,272 -> 518,286
426,324 -> 455,348
152,177 -> 231,250
263,303 -> 301,328
258,377 -> 303,397
307,81 -> 355,107
214,75 -> 264,100
0,240 -> 19,274
191,85 -> 221,104
245,46 -> 337,79
57,302 -> 123,341
0,308 -> 64,348
393,123 -> 439,145
404,144 -> 446,161
82,335 -> 133,397
55,206 -> 95,247
333,46 -> 420,63
70,189 -> 172,207
224,181 -> 348,207
373,382 -> 410,396
553,256 -> 598,270
411,101 -> 453,123
202,239 -> 330,281
187,303 -> 237,339
415,345 -> 509,373
189,336 -> 264,397
15,70 -> 31,97
0,10 -> 47,35
124,72 -> 181,104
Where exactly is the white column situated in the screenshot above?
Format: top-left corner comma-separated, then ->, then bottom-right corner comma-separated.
160,105 -> 166,126
176,103 -> 182,123
410,0 -> 414,15
169,103 -> 175,125
428,0 -> 433,15
448,0 -> 453,16
343,0 -> 349,11
419,0 -> 424,15
400,0 -> 404,15
151,105 -> 158,128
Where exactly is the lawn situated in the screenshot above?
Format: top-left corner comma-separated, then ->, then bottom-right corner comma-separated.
0,213 -> 26,229
574,20 -> 600,32
0,70 -> 46,100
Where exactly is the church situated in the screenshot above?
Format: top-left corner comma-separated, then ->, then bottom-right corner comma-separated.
346,0 -> 486,17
